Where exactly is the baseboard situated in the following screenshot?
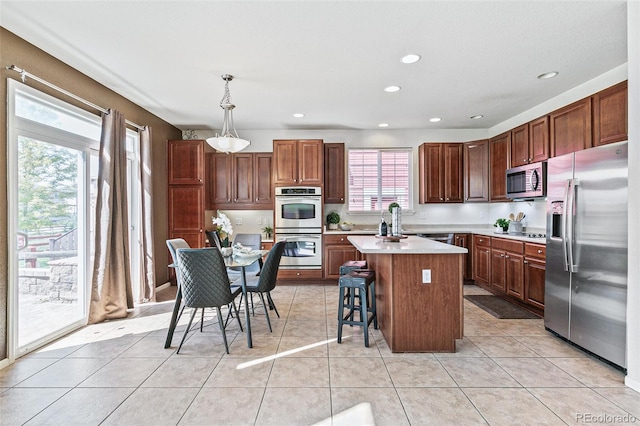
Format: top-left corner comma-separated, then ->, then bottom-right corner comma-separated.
625,376 -> 640,392
156,282 -> 171,292
0,358 -> 10,370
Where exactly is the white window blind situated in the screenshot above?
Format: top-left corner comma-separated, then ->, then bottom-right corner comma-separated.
348,148 -> 412,212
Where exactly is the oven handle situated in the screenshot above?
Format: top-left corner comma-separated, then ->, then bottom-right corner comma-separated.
277,235 -> 322,241
275,196 -> 321,202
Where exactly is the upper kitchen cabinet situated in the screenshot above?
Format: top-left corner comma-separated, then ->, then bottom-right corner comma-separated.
528,115 -> 550,163
206,152 -> 273,210
254,153 -> 274,207
593,81 -> 628,147
418,143 -> 463,204
550,97 -> 592,157
273,139 -> 323,186
168,139 -> 204,185
511,117 -> 550,167
324,143 -> 345,203
464,140 -> 489,202
510,123 -> 530,167
489,132 -> 510,202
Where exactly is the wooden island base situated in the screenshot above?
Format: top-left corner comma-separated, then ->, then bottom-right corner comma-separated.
348,235 -> 466,353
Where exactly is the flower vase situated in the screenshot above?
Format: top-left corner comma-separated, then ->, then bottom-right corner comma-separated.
220,247 -> 233,257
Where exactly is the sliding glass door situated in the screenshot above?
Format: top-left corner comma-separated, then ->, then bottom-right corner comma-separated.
14,134 -> 93,350
7,79 -> 100,357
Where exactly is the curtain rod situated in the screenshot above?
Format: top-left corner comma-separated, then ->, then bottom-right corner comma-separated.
6,64 -> 145,131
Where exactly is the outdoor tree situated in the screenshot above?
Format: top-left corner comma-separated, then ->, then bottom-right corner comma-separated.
18,136 -> 79,234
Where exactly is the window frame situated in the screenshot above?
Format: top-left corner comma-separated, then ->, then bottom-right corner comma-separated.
346,147 -> 414,214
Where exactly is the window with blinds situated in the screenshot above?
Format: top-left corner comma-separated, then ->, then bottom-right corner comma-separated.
347,148 -> 412,212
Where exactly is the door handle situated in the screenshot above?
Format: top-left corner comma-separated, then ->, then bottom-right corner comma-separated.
561,179 -> 571,272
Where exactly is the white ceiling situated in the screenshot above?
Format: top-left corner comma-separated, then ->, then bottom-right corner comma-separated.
0,1 -> 627,132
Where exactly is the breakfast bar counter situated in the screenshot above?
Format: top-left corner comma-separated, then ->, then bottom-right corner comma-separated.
347,235 -> 467,352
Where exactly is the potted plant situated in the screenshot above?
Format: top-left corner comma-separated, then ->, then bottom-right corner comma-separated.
261,225 -> 273,239
494,218 -> 510,233
326,211 -> 341,230
388,202 -> 400,213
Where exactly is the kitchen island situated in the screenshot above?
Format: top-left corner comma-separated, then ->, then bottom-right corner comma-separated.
347,235 -> 467,352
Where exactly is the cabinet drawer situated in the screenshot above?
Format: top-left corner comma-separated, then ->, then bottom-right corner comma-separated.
324,235 -> 354,245
525,243 -> 546,260
492,237 -> 524,254
473,234 -> 491,248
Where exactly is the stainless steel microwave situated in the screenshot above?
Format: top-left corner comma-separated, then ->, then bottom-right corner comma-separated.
506,162 -> 547,200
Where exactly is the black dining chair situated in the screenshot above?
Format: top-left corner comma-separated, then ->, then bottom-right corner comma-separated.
175,247 -> 243,354
236,241 -> 286,332
205,230 -> 222,250
229,233 -> 263,276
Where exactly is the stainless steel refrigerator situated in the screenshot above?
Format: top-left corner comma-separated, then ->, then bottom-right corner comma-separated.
545,141 -> 628,369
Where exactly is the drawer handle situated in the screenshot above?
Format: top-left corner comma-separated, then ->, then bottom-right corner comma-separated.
537,249 -> 543,254
340,238 -> 344,242
524,260 -> 529,264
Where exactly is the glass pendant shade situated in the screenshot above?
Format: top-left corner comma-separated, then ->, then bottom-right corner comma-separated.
206,74 -> 251,154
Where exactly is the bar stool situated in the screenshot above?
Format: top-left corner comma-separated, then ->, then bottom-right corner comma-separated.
339,260 -> 367,306
337,269 -> 378,347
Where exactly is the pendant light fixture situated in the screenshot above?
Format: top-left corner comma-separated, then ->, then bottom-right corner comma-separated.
206,74 -> 251,153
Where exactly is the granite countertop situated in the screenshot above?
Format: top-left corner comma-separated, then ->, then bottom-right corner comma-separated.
325,226 -> 546,245
347,235 -> 468,254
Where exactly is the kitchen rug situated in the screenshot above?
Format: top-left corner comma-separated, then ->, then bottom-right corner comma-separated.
464,295 -> 540,319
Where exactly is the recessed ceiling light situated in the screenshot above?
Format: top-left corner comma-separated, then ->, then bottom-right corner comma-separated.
429,117 -> 442,123
292,113 -> 305,118
401,54 -> 421,64
470,115 -> 484,120
378,123 -> 389,128
537,71 -> 559,80
384,85 -> 401,93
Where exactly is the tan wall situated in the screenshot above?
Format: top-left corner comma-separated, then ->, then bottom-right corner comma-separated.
0,28 -> 180,359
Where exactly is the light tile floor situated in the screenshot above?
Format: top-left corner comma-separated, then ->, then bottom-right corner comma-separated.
1,284 -> 639,425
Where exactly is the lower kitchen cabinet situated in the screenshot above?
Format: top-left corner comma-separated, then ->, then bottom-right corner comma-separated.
491,237 -> 524,298
524,243 -> 546,310
472,235 -> 491,285
323,234 -> 359,279
472,235 -> 545,315
454,233 -> 472,280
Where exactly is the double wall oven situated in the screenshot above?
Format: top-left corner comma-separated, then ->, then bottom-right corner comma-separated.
274,187 -> 323,269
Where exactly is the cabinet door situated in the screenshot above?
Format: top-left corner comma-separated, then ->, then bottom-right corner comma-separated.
505,252 -> 524,300
273,140 -> 298,185
593,81 -> 627,147
489,133 -> 510,202
550,97 -> 592,157
254,153 -> 273,207
324,143 -> 345,203
510,123 -> 530,167
168,140 -> 204,185
473,244 -> 491,285
490,249 -> 506,292
232,153 -> 253,204
529,115 -> 550,163
444,143 -> 463,202
206,153 -> 232,206
454,233 -> 471,280
324,244 -> 358,279
168,185 -> 204,247
298,140 -> 323,185
524,257 -> 546,310
419,143 -> 444,203
464,140 -> 489,202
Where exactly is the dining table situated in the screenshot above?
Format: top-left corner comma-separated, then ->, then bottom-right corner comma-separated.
164,249 -> 268,349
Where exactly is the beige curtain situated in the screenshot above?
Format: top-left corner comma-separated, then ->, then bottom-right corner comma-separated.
89,109 -> 133,323
138,126 -> 156,302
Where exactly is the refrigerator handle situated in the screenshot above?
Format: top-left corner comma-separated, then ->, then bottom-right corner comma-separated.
565,179 -> 578,272
567,178 -> 578,273
561,179 -> 571,272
